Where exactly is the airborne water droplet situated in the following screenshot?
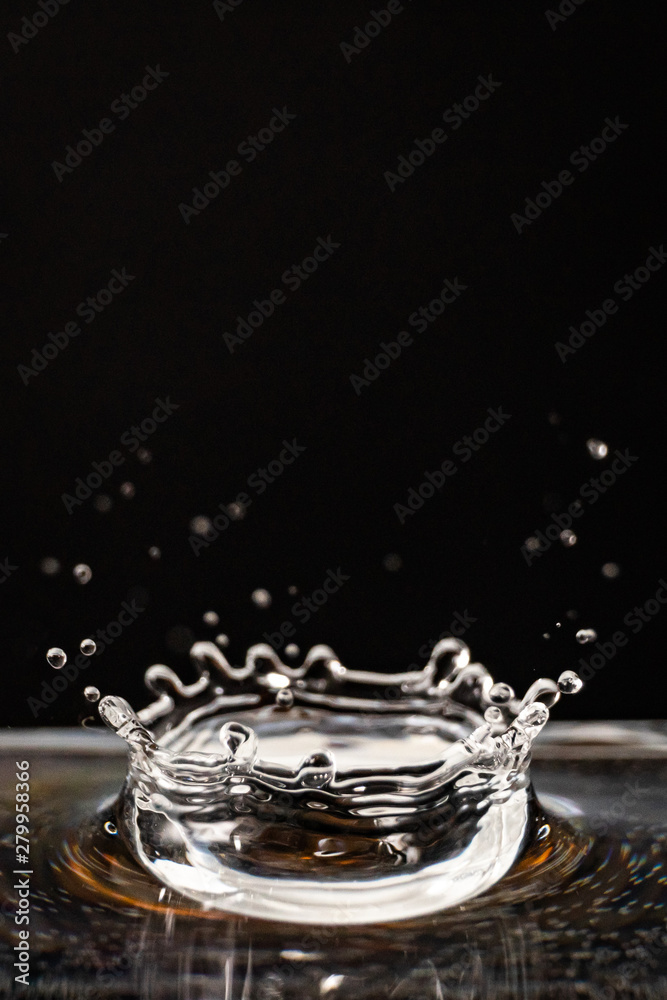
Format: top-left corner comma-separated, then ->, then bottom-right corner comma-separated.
84,686 -> 100,702
39,556 -> 61,576
80,638 -> 96,656
586,438 -> 608,460
576,628 -> 597,645
215,633 -> 230,648
275,688 -> 294,708
120,482 -> 135,499
137,447 -> 152,464
47,647 -> 66,669
251,588 -> 272,609
190,516 -> 212,537
558,670 -> 583,694
202,610 -> 219,626
73,563 -> 92,585
489,682 -> 514,705
602,562 -> 620,579
148,546 -> 161,560
382,553 -> 403,572
285,643 -> 300,658
93,494 -> 113,513
560,529 -> 577,547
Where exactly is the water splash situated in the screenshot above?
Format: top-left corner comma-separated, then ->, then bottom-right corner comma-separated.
97,638 -> 581,924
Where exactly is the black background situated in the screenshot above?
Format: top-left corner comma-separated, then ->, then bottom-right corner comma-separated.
1,2 -> 665,726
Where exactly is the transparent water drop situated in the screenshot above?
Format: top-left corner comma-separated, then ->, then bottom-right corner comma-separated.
525,536 -> 541,552
275,688 -> 294,709
489,682 -> 514,704
382,553 -> 403,572
73,563 -> 92,585
287,585 -> 298,595
190,516 -> 212,536
203,610 -> 219,626
558,670 -> 583,694
137,447 -> 152,464
285,643 -> 300,658
555,622 -> 562,628
120,482 -> 135,499
576,628 -> 597,645
84,686 -> 100,702
79,638 -> 96,656
251,588 -> 272,609
148,546 -> 161,560
39,557 -> 60,576
46,647 -> 66,669
602,562 -> 620,579
560,529 -> 577,547
215,633 -> 229,648
484,706 -> 504,725
104,821 -> 118,835
93,494 -> 113,513
542,632 -> 550,639
227,502 -> 246,521
586,438 -> 608,460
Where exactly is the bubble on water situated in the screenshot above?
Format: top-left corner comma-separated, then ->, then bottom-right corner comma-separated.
104,821 -> 118,835
382,553 -> 403,572
602,562 -> 620,579
251,588 -> 272,609
73,563 -> 92,585
84,686 -> 100,702
227,502 -> 246,521
576,628 -> 597,644
148,546 -> 161,560
560,529 -> 577,547
203,611 -> 219,626
215,633 -> 230,648
285,643 -> 300,658
525,537 -> 541,552
586,438 -> 608,460
137,448 -> 152,464
80,638 -> 96,656
93,494 -> 113,513
40,557 -> 60,576
47,647 -> 66,669
190,516 -> 212,536
120,482 -> 135,499
558,670 -> 583,694
489,682 -> 514,704
275,688 -> 294,709
288,585 -> 298,595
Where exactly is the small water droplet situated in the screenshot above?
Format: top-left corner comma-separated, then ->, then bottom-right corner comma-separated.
560,529 -> 577,547
215,633 -> 229,648
525,537 -> 541,552
602,562 -> 620,579
484,706 -> 504,725
251,588 -> 272,609
275,688 -> 294,708
39,557 -> 60,576
542,632 -> 550,639
73,563 -> 92,585
120,482 -> 135,499
104,821 -> 118,835
148,546 -> 161,560
382,553 -> 402,572
586,438 -> 608,460
79,638 -> 96,656
576,628 -> 597,645
227,502 -> 246,521
555,622 -> 562,628
558,670 -> 583,694
285,643 -> 300,658
202,610 -> 219,626
47,647 -> 66,669
93,494 -> 113,513
190,516 -> 212,536
287,585 -> 298,595
489,682 -> 514,704
137,447 -> 152,464
84,686 -> 100,702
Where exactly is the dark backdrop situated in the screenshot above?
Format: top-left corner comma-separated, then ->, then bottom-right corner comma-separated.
2,1 -> 665,726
